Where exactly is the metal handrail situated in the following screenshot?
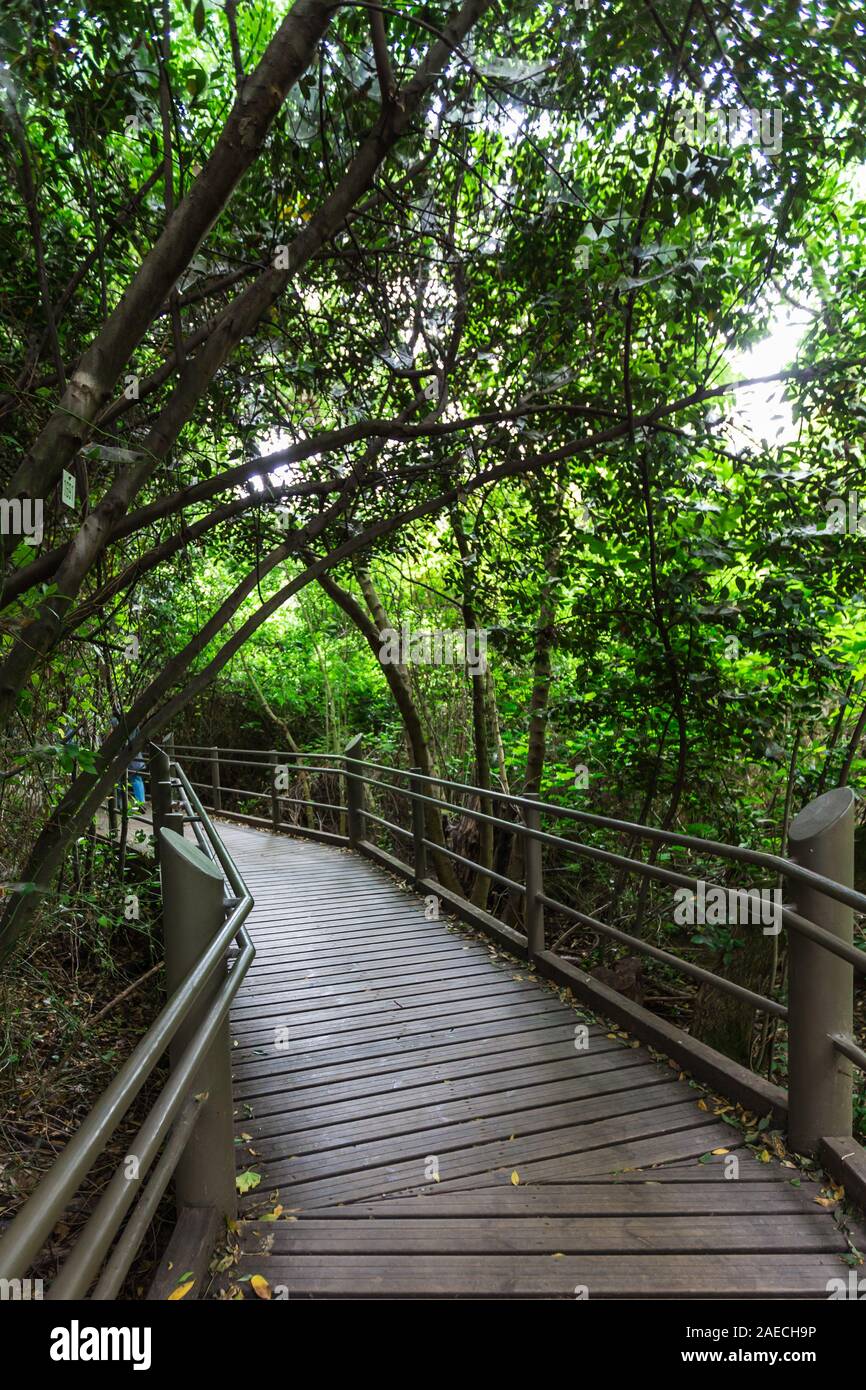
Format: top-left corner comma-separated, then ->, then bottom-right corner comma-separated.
0,749 -> 255,1297
158,739 -> 866,1159
537,890 -> 787,1018
342,768 -> 866,974
344,762 -> 866,918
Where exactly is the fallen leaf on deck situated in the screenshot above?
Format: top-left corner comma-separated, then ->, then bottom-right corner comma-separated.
168,1279 -> 194,1300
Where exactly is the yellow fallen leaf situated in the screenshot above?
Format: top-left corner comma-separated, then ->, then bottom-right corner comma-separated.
697,1099 -> 708,1112
510,1170 -> 520,1186
758,1149 -> 771,1163
168,1280 -> 194,1300
551,1252 -> 565,1258
251,1274 -> 272,1300
711,1148 -> 729,1156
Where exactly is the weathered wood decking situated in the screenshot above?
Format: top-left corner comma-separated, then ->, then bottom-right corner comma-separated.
218,822 -> 857,1298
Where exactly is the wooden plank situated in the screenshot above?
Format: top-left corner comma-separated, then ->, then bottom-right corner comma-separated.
230,975 -> 544,1031
238,944 -> 509,977
233,1026 -> 634,1107
432,1125 -> 749,1192
296,1183 -> 826,1216
240,930 -> 481,967
230,995 -> 571,1065
239,1101 -> 720,1208
600,1162 -> 790,1181
237,1049 -> 655,1125
237,1213 -> 847,1254
240,1071 -> 680,1159
216,1252 -> 848,1298
243,945 -> 491,975
245,1088 -> 701,1180
236,960 -> 530,1000
231,1012 -> 587,1088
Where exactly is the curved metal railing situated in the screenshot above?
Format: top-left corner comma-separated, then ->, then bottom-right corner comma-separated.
0,746 -> 254,1299
170,736 -> 865,1177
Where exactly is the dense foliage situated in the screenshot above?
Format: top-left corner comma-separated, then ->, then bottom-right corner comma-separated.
1,0 -> 865,1140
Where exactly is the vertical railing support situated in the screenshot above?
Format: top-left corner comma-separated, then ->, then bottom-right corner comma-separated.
149,745 -> 171,865
210,746 -> 221,812
524,794 -> 545,960
345,734 -> 365,849
410,767 -> 427,887
270,749 -> 281,831
786,787 -> 855,1155
107,793 -> 117,839
160,828 -> 236,1220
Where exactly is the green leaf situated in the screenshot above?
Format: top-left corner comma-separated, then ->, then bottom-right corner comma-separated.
236,1169 -> 261,1194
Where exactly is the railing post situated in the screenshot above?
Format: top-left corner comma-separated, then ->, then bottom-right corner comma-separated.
149,745 -> 171,864
345,734 -> 365,849
210,746 -> 221,812
410,767 -> 427,887
160,828 -> 236,1220
786,787 -> 855,1155
524,794 -> 545,960
270,749 -> 281,831
107,793 -> 117,839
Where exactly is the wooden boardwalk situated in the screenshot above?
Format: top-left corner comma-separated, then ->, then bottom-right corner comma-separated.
218,822 -> 858,1298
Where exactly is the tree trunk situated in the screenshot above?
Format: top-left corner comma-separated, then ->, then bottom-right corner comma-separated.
690,925 -> 776,1068
506,542 -> 560,923
314,566 -> 462,896
450,507 -> 494,908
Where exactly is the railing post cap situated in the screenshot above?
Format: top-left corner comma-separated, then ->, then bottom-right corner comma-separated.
345,734 -> 364,756
159,827 -> 224,883
788,787 -> 855,846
